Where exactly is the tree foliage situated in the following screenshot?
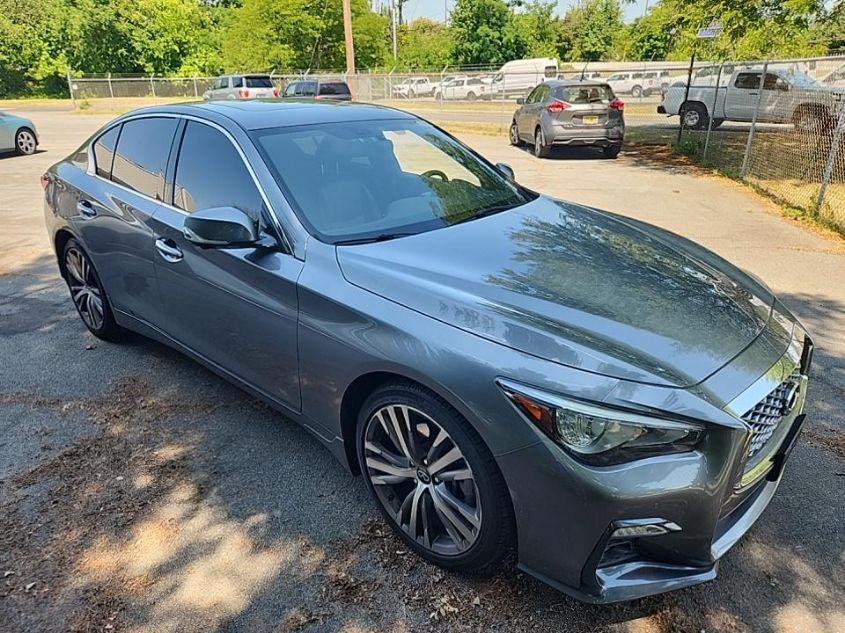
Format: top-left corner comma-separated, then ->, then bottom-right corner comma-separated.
0,0 -> 840,97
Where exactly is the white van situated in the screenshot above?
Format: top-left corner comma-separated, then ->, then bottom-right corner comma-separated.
489,58 -> 558,99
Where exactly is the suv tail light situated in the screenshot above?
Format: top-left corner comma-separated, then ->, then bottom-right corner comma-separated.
273,88 -> 279,97
610,99 -> 624,110
239,88 -> 249,98
547,100 -> 570,113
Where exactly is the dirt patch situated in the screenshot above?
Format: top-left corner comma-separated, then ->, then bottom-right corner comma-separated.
803,427 -> 845,459
0,375 -> 220,632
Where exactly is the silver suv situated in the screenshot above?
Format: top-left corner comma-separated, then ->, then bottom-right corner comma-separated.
510,80 -> 625,158
203,74 -> 278,100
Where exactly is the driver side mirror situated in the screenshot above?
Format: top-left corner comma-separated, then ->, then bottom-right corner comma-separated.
495,162 -> 515,182
183,206 -> 260,247
516,97 -> 525,105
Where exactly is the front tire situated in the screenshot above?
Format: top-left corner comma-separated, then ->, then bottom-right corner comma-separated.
631,85 -> 643,98
357,383 -> 513,571
15,128 -> 37,155
62,238 -> 124,341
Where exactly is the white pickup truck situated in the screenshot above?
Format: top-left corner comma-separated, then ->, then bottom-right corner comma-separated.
658,68 -> 842,130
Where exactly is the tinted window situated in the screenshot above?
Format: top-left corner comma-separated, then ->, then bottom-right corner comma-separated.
174,122 -> 264,224
111,118 -> 177,199
300,81 -> 318,96
284,83 -> 298,96
231,76 -> 243,88
246,76 -> 273,88
553,84 -> 614,103
735,73 -> 762,89
526,85 -> 543,103
93,125 -> 120,178
318,82 -> 351,95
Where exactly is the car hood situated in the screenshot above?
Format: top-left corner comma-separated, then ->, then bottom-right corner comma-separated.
336,196 -> 775,387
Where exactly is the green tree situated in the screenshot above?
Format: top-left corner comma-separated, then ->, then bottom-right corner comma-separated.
222,0 -> 387,71
450,0 -> 526,66
397,18 -> 453,70
509,1 -> 561,58
558,0 -> 624,62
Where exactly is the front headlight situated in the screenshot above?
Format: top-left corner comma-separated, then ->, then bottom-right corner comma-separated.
498,379 -> 702,465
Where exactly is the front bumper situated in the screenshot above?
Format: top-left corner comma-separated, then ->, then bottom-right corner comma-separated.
495,400 -> 806,603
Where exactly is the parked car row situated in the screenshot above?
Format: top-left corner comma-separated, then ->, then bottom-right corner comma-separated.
204,74 -> 352,101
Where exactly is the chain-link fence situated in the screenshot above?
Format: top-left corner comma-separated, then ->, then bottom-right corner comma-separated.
66,55 -> 845,231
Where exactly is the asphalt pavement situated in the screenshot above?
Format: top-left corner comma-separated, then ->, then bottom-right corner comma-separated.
0,110 -> 843,633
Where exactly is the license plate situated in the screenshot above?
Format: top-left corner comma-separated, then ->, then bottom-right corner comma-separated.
583,115 -> 599,125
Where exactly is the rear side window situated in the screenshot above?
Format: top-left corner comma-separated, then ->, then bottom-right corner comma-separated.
111,118 -> 178,200
735,73 -> 762,89
231,76 -> 243,88
246,76 -> 273,88
174,122 -> 264,224
93,125 -> 120,178
318,82 -> 350,96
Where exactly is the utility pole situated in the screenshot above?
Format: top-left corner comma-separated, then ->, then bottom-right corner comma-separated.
342,0 -> 355,75
391,0 -> 398,59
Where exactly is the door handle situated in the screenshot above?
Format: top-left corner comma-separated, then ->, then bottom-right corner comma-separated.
77,200 -> 96,219
155,238 -> 183,263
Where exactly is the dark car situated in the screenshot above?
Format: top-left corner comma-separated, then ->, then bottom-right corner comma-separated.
282,79 -> 352,100
43,100 -> 811,604
511,79 -> 625,158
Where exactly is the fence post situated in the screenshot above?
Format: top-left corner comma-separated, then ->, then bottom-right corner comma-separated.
107,73 -> 114,100
815,101 -> 845,215
740,60 -> 768,179
66,68 -> 76,108
193,76 -> 198,98
149,74 -> 156,99
702,63 -> 723,163
676,48 -> 696,147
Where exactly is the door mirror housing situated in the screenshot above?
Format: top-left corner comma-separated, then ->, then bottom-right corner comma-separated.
516,97 -> 525,105
495,162 -> 515,182
183,206 -> 260,247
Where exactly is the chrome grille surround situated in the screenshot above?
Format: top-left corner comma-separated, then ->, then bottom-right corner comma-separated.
741,369 -> 803,459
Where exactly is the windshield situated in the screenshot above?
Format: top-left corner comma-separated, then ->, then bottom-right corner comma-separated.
252,119 -> 532,243
787,72 -> 820,88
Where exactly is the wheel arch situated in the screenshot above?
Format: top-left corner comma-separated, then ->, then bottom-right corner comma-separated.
53,228 -> 77,278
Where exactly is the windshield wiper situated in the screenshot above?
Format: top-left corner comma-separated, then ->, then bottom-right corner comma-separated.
453,203 -> 521,225
333,232 -> 415,246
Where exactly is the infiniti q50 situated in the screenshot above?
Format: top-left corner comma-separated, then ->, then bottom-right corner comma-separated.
42,100 -> 812,603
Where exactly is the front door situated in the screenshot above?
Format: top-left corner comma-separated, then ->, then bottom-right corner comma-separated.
149,120 -> 302,410
725,72 -> 763,121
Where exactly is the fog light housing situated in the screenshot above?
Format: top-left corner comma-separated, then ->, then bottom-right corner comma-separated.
610,518 -> 682,540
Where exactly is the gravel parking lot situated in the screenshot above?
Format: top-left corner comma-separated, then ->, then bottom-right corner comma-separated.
1,109 -> 843,633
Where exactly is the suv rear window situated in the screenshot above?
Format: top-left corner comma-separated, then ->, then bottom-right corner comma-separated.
553,85 -> 614,103
246,76 -> 274,88
318,82 -> 351,95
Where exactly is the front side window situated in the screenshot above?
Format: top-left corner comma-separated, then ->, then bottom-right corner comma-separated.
284,82 -> 298,96
93,125 -> 120,178
252,119 -> 533,243
111,118 -> 177,200
526,85 -> 543,103
174,122 -> 264,224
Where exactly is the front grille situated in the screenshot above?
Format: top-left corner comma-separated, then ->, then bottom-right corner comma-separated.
741,369 -> 802,459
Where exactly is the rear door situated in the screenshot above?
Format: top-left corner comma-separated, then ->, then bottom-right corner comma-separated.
725,72 -> 762,120
72,117 -> 178,329
149,119 -> 302,409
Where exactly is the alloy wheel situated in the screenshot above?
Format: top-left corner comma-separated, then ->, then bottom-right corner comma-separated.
363,404 -> 482,556
509,122 -> 520,145
16,130 -> 36,155
65,246 -> 104,331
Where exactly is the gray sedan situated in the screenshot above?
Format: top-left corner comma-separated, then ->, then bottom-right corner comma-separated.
511,80 -> 625,158
43,100 -> 811,603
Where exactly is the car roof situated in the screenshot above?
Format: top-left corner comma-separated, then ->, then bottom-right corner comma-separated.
125,100 -> 415,131
542,79 -> 611,88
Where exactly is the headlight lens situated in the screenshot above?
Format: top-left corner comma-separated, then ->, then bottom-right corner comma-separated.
500,380 -> 702,465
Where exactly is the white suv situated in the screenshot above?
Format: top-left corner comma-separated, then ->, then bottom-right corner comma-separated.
392,77 -> 433,98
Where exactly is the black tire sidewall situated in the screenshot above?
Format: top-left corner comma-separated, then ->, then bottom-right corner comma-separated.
355,383 -> 512,571
62,238 -> 122,341
15,128 -> 36,155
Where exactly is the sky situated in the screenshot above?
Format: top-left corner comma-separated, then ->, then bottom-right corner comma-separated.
407,0 -> 651,25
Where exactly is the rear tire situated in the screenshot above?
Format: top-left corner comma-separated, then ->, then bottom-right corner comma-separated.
61,238 -> 124,342
356,382 -> 514,572
534,127 -> 551,158
603,145 -> 621,159
15,128 -> 37,155
466,91 -> 477,101
681,102 -> 709,130
509,121 -> 522,146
